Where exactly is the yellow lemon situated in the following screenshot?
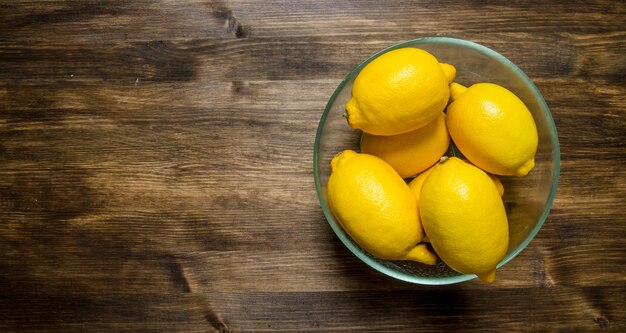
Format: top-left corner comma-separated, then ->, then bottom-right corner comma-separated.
346,48 -> 456,136
419,157 -> 509,283
407,166 -> 436,243
447,82 -> 538,176
409,164 -> 504,202
327,150 -> 436,265
489,173 -> 505,197
408,165 -> 436,202
360,112 -> 450,178
407,165 -> 502,244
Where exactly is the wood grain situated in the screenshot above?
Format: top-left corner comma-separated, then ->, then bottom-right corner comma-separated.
1,0 -> 625,332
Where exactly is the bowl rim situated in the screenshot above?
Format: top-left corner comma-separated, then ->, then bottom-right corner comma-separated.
313,37 -> 560,285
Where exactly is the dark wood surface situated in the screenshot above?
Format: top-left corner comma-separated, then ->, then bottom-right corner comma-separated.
1,1 -> 625,332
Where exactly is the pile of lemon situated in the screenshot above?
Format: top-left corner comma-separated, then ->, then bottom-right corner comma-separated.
327,47 -> 538,283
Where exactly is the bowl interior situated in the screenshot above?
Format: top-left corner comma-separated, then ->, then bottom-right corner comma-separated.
314,37 -> 560,284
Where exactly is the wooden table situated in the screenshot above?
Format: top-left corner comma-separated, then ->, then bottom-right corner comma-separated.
1,1 -> 625,332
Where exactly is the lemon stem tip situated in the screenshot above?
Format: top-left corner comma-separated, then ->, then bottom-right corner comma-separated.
450,82 -> 468,101
440,63 -> 457,84
403,243 -> 437,265
477,270 -> 496,284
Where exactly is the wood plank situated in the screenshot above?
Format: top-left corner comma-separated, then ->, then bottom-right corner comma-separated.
1,216 -> 624,294
0,293 -> 211,333
201,288 -> 625,332
1,0 -> 624,42
1,32 -> 625,84
4,288 -> 621,332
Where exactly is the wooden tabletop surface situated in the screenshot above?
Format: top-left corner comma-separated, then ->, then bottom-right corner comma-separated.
1,1 -> 625,332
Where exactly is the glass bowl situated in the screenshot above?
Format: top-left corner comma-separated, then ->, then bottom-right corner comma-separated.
313,37 -> 560,284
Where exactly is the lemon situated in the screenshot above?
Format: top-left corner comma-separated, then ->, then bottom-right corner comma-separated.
407,166 -> 436,243
419,157 -> 509,283
327,150 -> 436,265
489,173 -> 505,197
346,48 -> 456,136
408,165 -> 436,202
447,82 -> 538,176
409,164 -> 504,202
407,165 -> 502,245
360,112 -> 450,178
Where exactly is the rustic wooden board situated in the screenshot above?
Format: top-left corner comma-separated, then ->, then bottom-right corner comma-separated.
1,1 -> 625,332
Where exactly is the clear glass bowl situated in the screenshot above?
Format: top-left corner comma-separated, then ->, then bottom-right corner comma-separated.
313,37 -> 560,284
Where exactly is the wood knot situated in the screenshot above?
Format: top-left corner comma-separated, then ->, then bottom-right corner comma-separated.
593,316 -> 609,329
230,80 -> 257,97
225,15 -> 246,38
211,2 -> 248,38
204,313 -> 231,333
167,261 -> 191,293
